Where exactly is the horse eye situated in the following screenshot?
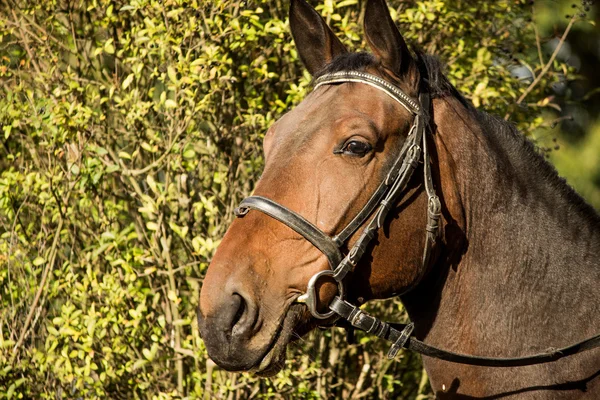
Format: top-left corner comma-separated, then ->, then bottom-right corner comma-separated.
342,140 -> 372,157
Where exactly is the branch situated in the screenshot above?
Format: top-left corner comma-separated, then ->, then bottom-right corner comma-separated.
10,9 -> 45,83
533,23 -> 544,67
122,128 -> 184,177
11,218 -> 63,364
505,16 -> 577,120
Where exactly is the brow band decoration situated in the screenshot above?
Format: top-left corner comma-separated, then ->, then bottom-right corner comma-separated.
313,71 -> 421,116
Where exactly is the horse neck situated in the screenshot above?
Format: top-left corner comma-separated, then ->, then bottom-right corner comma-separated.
402,96 -> 600,353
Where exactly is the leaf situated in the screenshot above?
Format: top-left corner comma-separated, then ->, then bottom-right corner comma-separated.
33,257 -> 46,266
87,318 -> 96,337
141,142 -> 156,153
122,73 -> 135,89
146,175 -> 158,194
132,359 -> 147,370
169,222 -> 188,239
104,39 -> 115,54
165,99 -> 177,108
183,148 -> 196,159
94,146 -> 108,156
6,383 -> 15,399
167,290 -> 178,302
142,348 -> 153,361
105,164 -> 120,173
167,66 -> 178,84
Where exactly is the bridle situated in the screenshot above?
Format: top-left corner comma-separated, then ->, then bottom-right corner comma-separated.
235,71 -> 440,319
234,70 -> 600,366
236,70 -> 441,320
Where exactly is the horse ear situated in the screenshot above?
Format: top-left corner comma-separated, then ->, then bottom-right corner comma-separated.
289,0 -> 347,75
364,0 -> 414,77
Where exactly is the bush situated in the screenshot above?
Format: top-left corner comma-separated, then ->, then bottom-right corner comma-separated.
0,0 -> 590,398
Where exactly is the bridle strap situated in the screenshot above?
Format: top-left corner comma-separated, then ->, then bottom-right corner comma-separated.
330,296 -> 600,366
314,71 -> 421,115
332,124 -> 418,246
417,91 -> 441,274
235,196 -> 343,268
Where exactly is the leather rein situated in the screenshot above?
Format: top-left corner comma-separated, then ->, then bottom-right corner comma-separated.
234,70 -> 600,366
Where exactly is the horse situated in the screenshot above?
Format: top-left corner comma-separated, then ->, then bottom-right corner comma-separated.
197,0 -> 600,397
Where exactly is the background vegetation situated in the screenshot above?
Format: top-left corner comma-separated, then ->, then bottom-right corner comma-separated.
0,0 -> 598,398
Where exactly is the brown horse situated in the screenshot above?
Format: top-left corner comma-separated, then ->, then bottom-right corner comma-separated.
198,0 -> 600,397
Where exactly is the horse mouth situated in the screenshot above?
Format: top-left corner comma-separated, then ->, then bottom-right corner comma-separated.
250,303 -> 310,377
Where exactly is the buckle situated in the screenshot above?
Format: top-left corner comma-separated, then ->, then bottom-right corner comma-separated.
234,206 -> 249,217
387,323 -> 414,359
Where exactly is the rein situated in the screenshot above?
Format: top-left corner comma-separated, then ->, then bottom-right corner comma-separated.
234,70 -> 600,366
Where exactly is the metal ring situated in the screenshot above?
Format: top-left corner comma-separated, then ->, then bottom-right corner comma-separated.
295,270 -> 345,320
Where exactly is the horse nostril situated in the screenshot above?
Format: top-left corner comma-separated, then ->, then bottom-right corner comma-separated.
230,293 -> 246,331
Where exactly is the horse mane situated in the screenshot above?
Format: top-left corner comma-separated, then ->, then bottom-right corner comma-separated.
314,51 -> 600,225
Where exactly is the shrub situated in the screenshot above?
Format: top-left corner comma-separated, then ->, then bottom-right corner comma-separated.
0,0 -> 588,398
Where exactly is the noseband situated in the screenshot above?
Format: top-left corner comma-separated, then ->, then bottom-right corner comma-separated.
234,71 -> 600,365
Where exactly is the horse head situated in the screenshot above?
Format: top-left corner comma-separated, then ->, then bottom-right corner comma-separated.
197,0 -> 442,375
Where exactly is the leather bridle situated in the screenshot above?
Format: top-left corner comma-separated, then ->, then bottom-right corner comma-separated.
234,70 -> 600,366
236,71 -> 441,319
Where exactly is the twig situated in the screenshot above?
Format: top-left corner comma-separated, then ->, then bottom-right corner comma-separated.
533,23 -> 544,67
11,218 -> 63,364
173,347 -> 196,358
123,128 -> 184,177
10,9 -> 45,82
505,16 -> 577,120
351,352 -> 371,399
203,359 -> 216,400
161,229 -> 184,394
415,366 -> 431,399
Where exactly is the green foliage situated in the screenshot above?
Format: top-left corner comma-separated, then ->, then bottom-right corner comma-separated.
549,121 -> 600,208
0,0 -> 595,398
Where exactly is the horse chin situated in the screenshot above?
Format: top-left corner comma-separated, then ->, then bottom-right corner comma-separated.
250,303 -> 333,376
250,304 -> 305,377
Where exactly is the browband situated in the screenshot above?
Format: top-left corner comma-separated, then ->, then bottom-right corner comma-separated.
314,71 -> 421,116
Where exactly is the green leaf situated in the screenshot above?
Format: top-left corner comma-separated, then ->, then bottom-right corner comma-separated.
104,39 -> 115,54
122,73 -> 135,89
94,146 -> 108,156
167,66 -> 178,84
146,174 -> 158,194
183,148 -> 196,159
142,348 -> 153,361
33,257 -> 46,266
